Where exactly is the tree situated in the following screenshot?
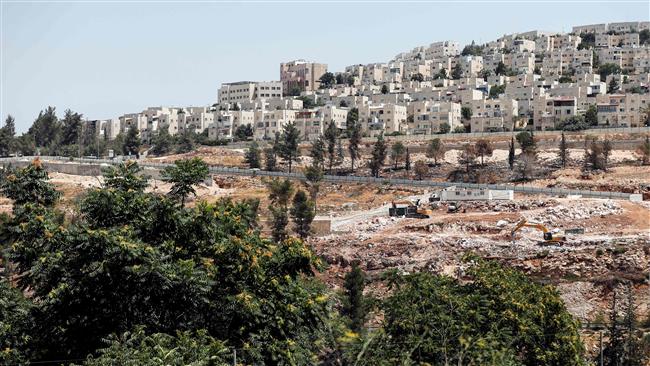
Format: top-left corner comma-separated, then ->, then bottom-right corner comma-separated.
516,153 -> 537,180
608,77 -> 619,94
175,130 -> 195,153
28,106 -> 60,149
381,84 -> 389,94
602,139 -> 612,171
461,40 -> 483,56
244,141 -> 262,169
336,138 -> 344,168
265,178 -> 294,242
438,122 -> 451,134
425,138 -> 445,165
475,139 -> 494,166
558,132 -> 568,168
310,135 -> 326,169
234,124 -> 254,141
410,73 -> 424,82
0,158 -> 60,206
585,104 -> 598,126
290,189 -> 315,239
303,163 -> 323,209
0,115 -> 16,156
342,262 -> 368,333
336,73 -> 345,85
390,141 -> 406,169
319,72 -> 336,88
560,115 -> 589,131
604,288 -> 625,366
347,113 -> 362,173
453,125 -> 467,133
458,144 -> 477,173
0,279 -> 34,365
413,160 -> 429,180
264,147 -> 277,171
489,84 -> 506,98
636,136 -> 650,165
599,63 -> 621,81
353,259 -> 584,366
369,133 -> 387,177
123,125 -> 141,156
60,109 -> 83,147
324,121 -> 339,173
404,148 -> 411,173
508,136 -> 516,170
516,131 -> 537,156
461,106 -> 473,121
151,128 -> 173,156
451,62 -> 463,79
558,75 -> 573,83
278,122 -> 301,173
495,61 -> 507,76
161,157 -> 209,205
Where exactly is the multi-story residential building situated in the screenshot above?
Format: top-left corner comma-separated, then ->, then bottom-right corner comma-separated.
253,109 -> 297,139
217,81 -> 283,105
608,21 -> 649,33
572,23 -> 607,35
424,41 -> 460,59
596,93 -> 650,127
208,110 -> 256,140
359,104 -> 407,135
597,47 -> 636,70
407,101 -> 461,134
595,33 -> 640,48
280,60 -> 327,95
294,105 -> 349,140
511,52 -> 535,74
511,39 -> 535,53
458,56 -> 484,77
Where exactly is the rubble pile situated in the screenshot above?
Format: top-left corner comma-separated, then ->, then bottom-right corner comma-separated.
529,200 -> 622,225
459,199 -> 558,212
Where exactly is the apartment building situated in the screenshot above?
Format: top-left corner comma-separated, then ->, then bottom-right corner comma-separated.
253,109 -> 297,139
294,105 -> 349,140
280,60 -> 327,95
608,21 -> 649,33
596,93 -> 650,127
572,23 -> 607,35
182,107 -> 215,134
359,104 -> 407,135
595,33 -> 640,48
424,41 -> 460,59
551,34 -> 582,50
597,47 -> 636,70
511,52 -> 535,74
407,101 -> 461,134
218,81 -> 283,105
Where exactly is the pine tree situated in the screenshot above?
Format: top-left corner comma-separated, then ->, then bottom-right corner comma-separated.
558,132 -> 568,168
391,141 -> 406,170
0,115 -> 16,156
369,133 -> 387,178
244,141 -> 262,169
342,262 -> 368,333
151,128 -> 172,156
604,287 -> 625,366
347,117 -> 362,172
336,138 -> 344,168
405,148 -> 411,174
265,178 -> 294,243
508,136 -> 516,170
264,147 -> 277,171
278,122 -> 301,173
310,135 -> 326,170
622,284 -> 644,366
324,121 -> 339,173
290,189 -> 315,239
123,125 -> 141,156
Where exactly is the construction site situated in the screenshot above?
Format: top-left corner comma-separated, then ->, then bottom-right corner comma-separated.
2,131 -> 649,357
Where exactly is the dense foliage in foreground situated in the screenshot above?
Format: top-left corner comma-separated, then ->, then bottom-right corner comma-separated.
0,160 -> 586,365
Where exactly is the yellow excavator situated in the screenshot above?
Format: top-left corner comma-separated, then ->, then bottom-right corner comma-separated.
510,218 -> 566,243
389,199 -> 433,219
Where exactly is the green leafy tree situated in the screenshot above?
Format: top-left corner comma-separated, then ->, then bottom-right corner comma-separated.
265,178 -> 294,242
390,141 -> 406,169
439,122 -> 451,134
319,72 -> 336,88
83,327 -> 230,366
0,279 -> 34,365
495,61 -> 508,76
599,63 -> 621,81
161,157 -> 210,205
123,125 -> 141,156
290,189 -> 315,239
451,62 -> 463,79
516,131 -> 537,156
28,106 -> 60,149
489,84 -> 507,98
60,109 -> 83,147
404,148 -> 411,173
244,141 -> 262,169
303,163 -> 323,209
368,133 -> 387,177
175,130 -> 195,153
0,159 -> 60,206
461,106 -> 473,120
410,73 -> 424,82
381,84 -> 389,94
608,77 -> 619,93
0,115 -> 16,156
559,132 -> 568,167
342,262 -> 368,333
347,113 -> 362,172
151,128 -> 173,156
475,139 -> 494,166
585,104 -> 599,126
458,144 -> 477,173
234,124 -> 254,141
604,288 -> 625,366
425,138 -> 445,165
264,147 -> 277,171
508,136 -> 516,170
324,121 -> 339,173
278,122 -> 301,173
351,259 -> 584,366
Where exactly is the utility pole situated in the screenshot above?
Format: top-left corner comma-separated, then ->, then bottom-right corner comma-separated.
233,349 -> 237,366
599,330 -> 603,366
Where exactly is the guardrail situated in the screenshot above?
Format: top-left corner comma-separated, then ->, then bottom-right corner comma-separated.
0,156 -> 636,200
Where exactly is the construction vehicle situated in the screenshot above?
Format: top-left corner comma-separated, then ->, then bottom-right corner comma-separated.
447,201 -> 463,213
389,199 -> 433,219
510,219 -> 566,243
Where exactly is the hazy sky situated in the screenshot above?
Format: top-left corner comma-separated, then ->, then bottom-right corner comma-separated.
2,1 -> 648,132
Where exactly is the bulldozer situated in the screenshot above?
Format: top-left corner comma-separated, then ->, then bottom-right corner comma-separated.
389,199 -> 433,219
510,218 -> 566,243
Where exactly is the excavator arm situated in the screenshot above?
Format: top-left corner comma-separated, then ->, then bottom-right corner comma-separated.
511,219 -> 564,242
